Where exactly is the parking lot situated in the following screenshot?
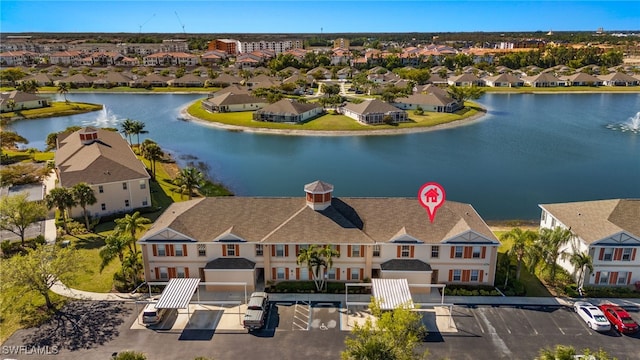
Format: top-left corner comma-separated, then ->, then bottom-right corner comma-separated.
3,301 -> 639,360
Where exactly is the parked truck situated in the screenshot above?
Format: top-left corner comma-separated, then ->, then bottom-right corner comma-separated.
243,292 -> 269,331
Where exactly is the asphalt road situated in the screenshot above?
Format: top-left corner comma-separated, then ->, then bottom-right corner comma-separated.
3,302 -> 639,360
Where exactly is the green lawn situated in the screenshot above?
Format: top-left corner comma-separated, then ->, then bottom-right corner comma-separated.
0,101 -> 102,121
2,149 -> 54,162
187,99 -> 482,131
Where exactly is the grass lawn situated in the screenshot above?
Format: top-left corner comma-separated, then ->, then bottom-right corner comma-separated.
2,149 -> 54,162
187,99 -> 482,131
0,101 -> 102,121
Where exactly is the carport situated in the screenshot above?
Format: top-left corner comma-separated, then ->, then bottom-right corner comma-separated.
155,278 -> 201,323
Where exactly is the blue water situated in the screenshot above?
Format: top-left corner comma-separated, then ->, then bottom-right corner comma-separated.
6,92 -> 640,220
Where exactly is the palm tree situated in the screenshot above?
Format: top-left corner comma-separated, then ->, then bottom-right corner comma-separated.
99,233 -> 131,285
538,226 -> 574,284
130,120 -> 148,147
140,139 -> 164,181
6,99 -> 16,113
563,250 -> 593,289
57,82 -> 69,102
119,118 -> 136,146
72,182 -> 97,230
500,228 -> 538,280
114,211 -> 151,254
174,167 -> 205,200
296,244 -> 340,292
45,187 -> 76,234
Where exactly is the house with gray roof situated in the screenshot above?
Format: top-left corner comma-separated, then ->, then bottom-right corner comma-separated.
0,90 -> 50,113
55,127 -> 151,218
253,99 -> 323,122
201,93 -> 267,113
447,73 -> 485,87
539,199 -> 640,288
521,72 -> 565,87
139,180 -> 500,292
598,72 -> 639,87
561,72 -> 603,87
483,73 -> 524,87
341,99 -> 408,125
393,92 -> 461,113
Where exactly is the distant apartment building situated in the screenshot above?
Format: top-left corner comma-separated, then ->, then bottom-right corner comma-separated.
333,38 -> 350,49
238,39 -> 302,54
143,52 -> 199,66
209,39 -> 239,55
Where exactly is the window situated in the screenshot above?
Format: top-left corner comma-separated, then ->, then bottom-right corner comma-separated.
226,244 -> 236,256
327,268 -> 336,280
142,200 -> 148,206
351,246 -> 361,257
176,267 -> 186,278
541,211 -> 547,222
454,246 -> 463,258
299,267 -> 309,280
453,269 -> 461,281
470,270 -> 479,282
198,244 -> 206,257
599,271 -> 609,284
275,244 -> 285,257
175,246 -> 183,257
372,245 -> 381,257
276,268 -> 286,280
98,186 -> 104,193
431,246 -> 440,258
617,272 -> 628,285
139,180 -> 146,189
603,248 -> 613,261
551,218 -> 556,227
401,245 -> 410,258
125,199 -> 130,207
255,244 -> 263,257
472,246 -> 482,258
157,245 -> 166,257
350,268 -> 360,280
622,248 -> 632,261
159,267 -> 168,280
122,182 -> 127,190
101,203 -> 106,211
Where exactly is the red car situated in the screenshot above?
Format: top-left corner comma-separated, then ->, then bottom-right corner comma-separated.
598,304 -> 639,334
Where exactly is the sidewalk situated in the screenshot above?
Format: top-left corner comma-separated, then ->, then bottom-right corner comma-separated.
50,281 -> 640,308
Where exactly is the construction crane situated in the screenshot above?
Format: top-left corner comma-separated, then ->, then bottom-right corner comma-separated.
138,13 -> 156,34
175,11 -> 186,35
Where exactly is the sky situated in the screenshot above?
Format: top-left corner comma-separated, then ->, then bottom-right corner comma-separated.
1,1 -> 638,34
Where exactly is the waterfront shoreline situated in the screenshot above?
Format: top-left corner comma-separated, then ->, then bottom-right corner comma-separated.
178,106 -> 489,136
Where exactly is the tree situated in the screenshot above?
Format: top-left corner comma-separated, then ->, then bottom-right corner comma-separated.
0,131 -> 28,149
0,163 -> 49,187
174,166 -> 205,200
140,139 -> 164,181
342,299 -> 427,360
500,228 -> 538,280
45,187 -> 76,234
447,85 -> 485,104
0,192 -> 47,245
57,82 -> 69,102
536,345 -> 614,360
0,244 -> 82,309
99,232 -> 133,286
120,118 -> 137,146
113,211 -> 151,254
6,99 -> 16,113
71,182 -> 97,230
538,226 -> 574,283
45,126 -> 82,151
113,351 -> 147,360
296,244 -> 340,292
563,249 -> 593,289
130,120 -> 148,147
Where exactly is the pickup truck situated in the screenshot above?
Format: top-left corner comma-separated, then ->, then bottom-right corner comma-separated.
243,292 -> 269,331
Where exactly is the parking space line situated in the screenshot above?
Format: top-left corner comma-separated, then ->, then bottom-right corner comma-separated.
292,302 -> 310,331
469,309 -> 485,334
494,308 -> 511,334
518,309 -> 538,336
548,314 -> 565,335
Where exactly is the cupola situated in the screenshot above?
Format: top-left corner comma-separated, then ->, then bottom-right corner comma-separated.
79,126 -> 99,145
304,180 -> 333,211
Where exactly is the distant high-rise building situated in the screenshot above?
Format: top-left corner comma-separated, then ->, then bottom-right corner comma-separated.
333,38 -> 350,49
237,39 -> 301,54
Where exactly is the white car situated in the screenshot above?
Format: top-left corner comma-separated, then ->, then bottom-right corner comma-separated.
573,301 -> 611,332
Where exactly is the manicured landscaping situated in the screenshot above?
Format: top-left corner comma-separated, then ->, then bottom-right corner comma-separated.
0,101 -> 103,121
187,99 -> 483,132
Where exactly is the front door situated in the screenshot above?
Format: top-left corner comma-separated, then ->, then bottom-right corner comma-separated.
431,269 -> 439,283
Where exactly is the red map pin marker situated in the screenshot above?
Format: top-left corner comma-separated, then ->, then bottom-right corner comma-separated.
418,182 -> 446,223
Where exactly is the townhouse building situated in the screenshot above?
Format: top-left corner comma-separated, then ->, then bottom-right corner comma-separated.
539,199 -> 640,288
238,39 -> 302,54
143,52 -> 199,67
139,181 -> 500,293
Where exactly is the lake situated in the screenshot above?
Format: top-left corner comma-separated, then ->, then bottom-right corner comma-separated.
6,92 -> 640,220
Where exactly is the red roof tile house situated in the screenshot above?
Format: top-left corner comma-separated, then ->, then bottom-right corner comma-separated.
55,127 -> 151,218
539,199 -> 640,288
139,181 -> 500,293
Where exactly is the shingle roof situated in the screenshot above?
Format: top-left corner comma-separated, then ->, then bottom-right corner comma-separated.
55,127 -> 149,187
204,92 -> 265,106
255,99 -> 321,116
380,259 -> 432,271
539,199 -> 640,244
205,258 -> 256,270
395,93 -> 455,107
342,99 -> 404,115
141,193 -> 498,245
304,180 -> 334,193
